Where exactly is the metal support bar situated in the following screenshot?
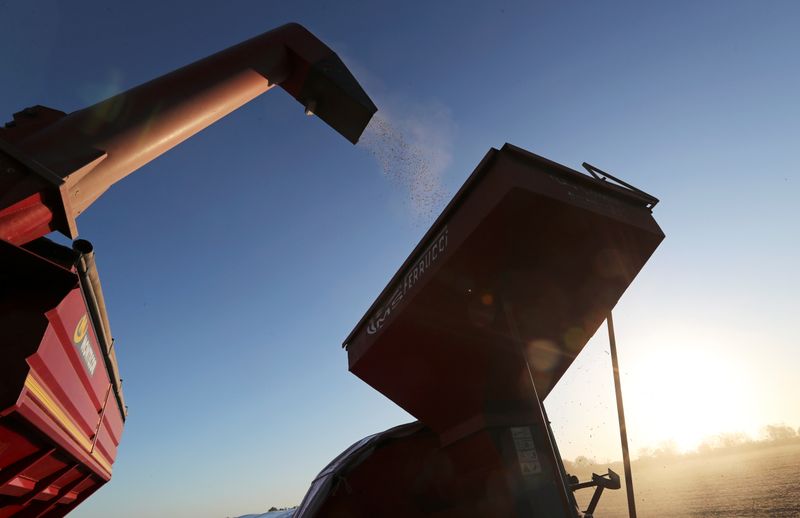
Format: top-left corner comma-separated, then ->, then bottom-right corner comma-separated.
543,405 -> 580,513
27,471 -> 94,517
607,312 -> 637,518
0,447 -> 55,486
19,463 -> 77,507
582,162 -> 659,209
585,485 -> 605,516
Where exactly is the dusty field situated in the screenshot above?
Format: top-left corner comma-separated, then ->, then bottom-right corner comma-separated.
570,442 -> 800,517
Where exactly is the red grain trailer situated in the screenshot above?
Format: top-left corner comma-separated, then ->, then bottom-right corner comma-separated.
0,238 -> 124,517
296,144 -> 663,517
0,23 -> 376,516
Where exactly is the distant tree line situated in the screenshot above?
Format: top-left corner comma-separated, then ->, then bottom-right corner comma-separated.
564,422 -> 800,471
694,423 -> 799,455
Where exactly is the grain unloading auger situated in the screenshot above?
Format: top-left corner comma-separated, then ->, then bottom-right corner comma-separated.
0,23 -> 375,245
0,23 -> 376,517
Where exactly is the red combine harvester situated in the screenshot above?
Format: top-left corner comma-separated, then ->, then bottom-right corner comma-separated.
293,145 -> 664,517
0,23 -> 376,517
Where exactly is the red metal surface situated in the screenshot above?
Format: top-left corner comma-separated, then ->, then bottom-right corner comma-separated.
304,422 -> 569,517
0,241 -> 123,516
0,23 -> 376,246
341,144 -> 664,516
0,21 -> 376,516
346,144 -> 663,437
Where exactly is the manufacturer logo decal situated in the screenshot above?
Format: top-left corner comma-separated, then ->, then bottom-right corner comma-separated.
73,314 -> 98,376
367,227 -> 449,335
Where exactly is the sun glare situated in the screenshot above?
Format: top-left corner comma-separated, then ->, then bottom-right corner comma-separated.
626,342 -> 753,454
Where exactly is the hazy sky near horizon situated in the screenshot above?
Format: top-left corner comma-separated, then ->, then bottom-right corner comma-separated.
1,1 -> 799,516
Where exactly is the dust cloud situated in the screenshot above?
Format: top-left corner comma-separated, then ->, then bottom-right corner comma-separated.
358,112 -> 450,224
566,437 -> 800,517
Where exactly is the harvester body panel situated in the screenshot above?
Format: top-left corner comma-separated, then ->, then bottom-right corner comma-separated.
0,241 -> 123,516
338,144 -> 664,516
346,144 -> 663,435
0,21 -> 376,516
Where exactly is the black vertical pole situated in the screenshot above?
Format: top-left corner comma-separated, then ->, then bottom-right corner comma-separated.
607,312 -> 637,518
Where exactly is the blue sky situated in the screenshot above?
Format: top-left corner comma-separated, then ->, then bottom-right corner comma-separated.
2,1 -> 799,516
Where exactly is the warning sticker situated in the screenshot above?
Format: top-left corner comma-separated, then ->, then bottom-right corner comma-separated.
510,426 -> 542,478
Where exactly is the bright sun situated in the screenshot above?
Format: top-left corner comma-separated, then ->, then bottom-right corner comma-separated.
625,343 -> 753,454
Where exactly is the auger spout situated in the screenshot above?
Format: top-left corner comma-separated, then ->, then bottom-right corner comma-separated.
0,23 -> 376,244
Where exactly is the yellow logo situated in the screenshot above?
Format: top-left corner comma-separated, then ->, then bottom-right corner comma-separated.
72,314 -> 97,376
73,314 -> 89,344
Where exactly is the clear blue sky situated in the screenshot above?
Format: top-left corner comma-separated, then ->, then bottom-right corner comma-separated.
2,1 -> 798,516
